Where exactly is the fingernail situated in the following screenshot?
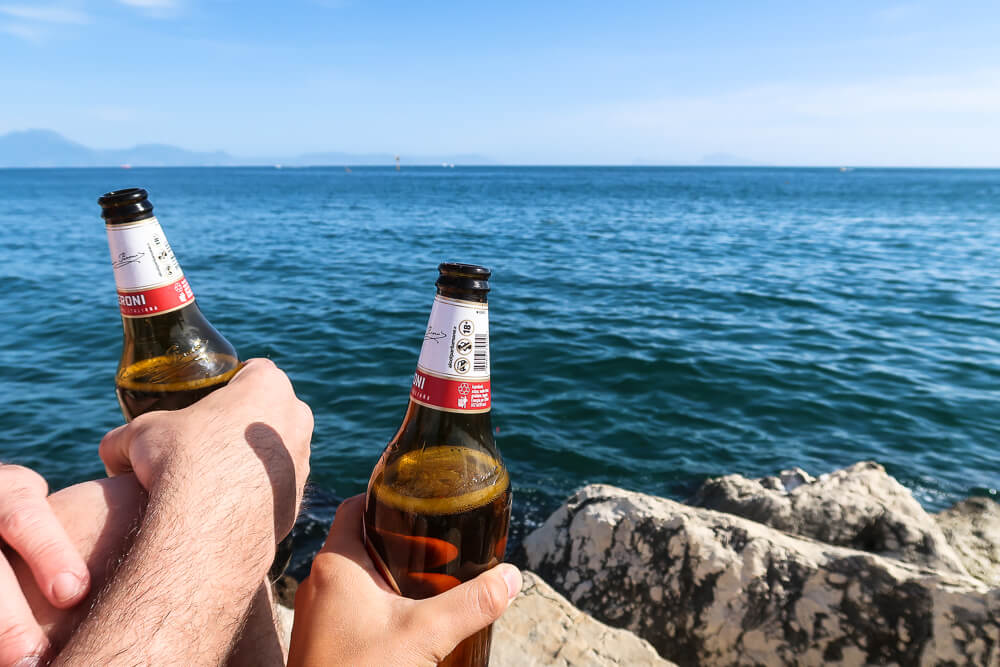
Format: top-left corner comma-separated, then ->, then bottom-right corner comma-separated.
52,571 -> 86,603
498,564 -> 522,599
14,655 -> 42,667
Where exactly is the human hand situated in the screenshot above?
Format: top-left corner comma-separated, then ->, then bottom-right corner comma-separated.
287,495 -> 522,667
99,358 -> 313,542
0,464 -> 90,667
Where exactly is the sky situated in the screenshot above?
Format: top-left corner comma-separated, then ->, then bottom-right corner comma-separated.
1,1 -> 999,165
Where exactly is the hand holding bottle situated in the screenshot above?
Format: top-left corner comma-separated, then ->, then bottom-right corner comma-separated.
364,263 -> 511,666
288,495 -> 522,667
99,358 -> 312,543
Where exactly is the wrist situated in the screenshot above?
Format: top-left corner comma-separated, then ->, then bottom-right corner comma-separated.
149,463 -> 276,576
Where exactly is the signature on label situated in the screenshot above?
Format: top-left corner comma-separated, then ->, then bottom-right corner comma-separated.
113,251 -> 145,269
424,328 -> 447,343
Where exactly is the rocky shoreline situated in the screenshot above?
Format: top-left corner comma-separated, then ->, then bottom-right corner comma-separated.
279,462 -> 999,666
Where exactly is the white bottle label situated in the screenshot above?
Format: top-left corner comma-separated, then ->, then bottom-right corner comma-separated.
411,295 -> 491,413
106,216 -> 195,318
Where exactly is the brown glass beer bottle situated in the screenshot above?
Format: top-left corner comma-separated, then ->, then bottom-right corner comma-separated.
364,263 -> 511,667
98,188 -> 240,421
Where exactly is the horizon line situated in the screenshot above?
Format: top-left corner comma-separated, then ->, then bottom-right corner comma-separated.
3,164 -> 1000,170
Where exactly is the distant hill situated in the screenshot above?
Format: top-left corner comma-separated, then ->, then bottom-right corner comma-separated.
0,129 -> 496,167
0,130 -> 242,167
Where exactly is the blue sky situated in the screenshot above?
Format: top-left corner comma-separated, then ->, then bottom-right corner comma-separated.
1,1 -> 998,165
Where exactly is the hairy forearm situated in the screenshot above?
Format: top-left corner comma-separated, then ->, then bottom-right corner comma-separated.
53,464 -> 275,666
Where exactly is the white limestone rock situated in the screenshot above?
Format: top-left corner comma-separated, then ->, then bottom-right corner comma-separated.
935,496 -> 1000,588
491,570 -> 674,667
275,602 -> 294,656
521,483 -> 1000,667
690,461 -> 969,576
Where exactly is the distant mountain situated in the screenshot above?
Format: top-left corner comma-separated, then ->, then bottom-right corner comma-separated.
1,129 -> 103,167
0,129 -> 496,167
0,129 -> 241,167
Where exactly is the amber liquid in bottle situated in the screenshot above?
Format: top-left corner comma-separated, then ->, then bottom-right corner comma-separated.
364,263 -> 510,667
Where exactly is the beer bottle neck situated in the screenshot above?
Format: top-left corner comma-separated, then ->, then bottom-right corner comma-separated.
106,214 -> 197,320
385,288 -> 497,460
409,293 -> 491,414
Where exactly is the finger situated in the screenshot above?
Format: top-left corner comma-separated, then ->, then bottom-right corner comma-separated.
227,358 -> 278,386
0,556 -> 48,667
319,495 -> 366,558
0,489 -> 90,609
405,563 -> 522,658
313,495 -> 395,593
98,423 -> 133,477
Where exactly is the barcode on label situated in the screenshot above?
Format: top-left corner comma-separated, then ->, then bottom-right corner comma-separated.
474,334 -> 488,373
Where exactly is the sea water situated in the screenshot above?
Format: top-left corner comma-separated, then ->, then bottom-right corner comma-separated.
1,166 -> 998,566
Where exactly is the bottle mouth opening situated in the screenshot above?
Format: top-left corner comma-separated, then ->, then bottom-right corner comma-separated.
437,262 -> 491,293
99,188 -> 148,207
438,262 -> 491,278
99,187 -> 153,223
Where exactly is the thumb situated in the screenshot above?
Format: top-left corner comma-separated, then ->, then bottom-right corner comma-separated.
406,564 -> 522,660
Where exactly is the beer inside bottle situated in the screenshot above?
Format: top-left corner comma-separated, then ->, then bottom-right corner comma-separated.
364,263 -> 511,667
99,188 -> 240,421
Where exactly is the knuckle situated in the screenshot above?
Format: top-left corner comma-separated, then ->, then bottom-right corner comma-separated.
128,411 -> 160,435
297,399 -> 314,428
0,623 -> 44,663
0,465 -> 46,496
304,554 -> 342,591
399,608 -> 450,664
420,635 -> 451,665
98,430 -> 118,460
22,537 -> 69,566
472,576 -> 507,619
0,505 -> 43,543
248,357 -> 278,375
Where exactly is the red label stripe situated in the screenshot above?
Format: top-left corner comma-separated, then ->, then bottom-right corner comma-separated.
118,277 -> 194,317
410,368 -> 491,412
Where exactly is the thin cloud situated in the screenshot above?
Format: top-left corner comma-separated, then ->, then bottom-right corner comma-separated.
0,22 -> 43,40
0,5 -> 89,24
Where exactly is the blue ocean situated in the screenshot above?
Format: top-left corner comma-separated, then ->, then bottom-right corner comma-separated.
1,167 -> 998,569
